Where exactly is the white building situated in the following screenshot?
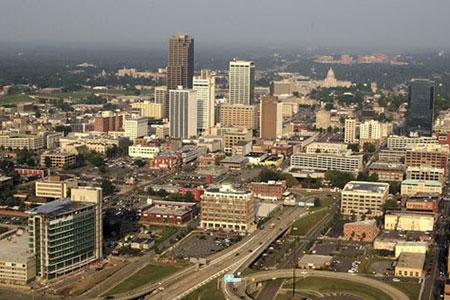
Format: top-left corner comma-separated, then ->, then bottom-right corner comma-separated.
128,145 -> 160,159
124,116 -> 148,140
290,153 -> 363,175
387,135 -> 439,150
229,60 -> 255,105
344,119 -> 357,144
169,87 -> 197,139
193,70 -> 215,135
359,120 -> 391,143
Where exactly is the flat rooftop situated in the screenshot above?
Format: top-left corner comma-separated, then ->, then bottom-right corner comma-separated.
343,181 -> 389,193
397,252 -> 425,270
27,198 -> 93,217
402,179 -> 442,186
369,162 -> 405,171
0,231 -> 31,263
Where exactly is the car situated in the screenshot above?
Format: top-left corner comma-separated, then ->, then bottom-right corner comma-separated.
392,278 -> 401,282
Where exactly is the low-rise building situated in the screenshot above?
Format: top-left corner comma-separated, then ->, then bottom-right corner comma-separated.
341,181 -> 389,217
149,153 -> 181,171
394,241 -> 428,258
406,166 -> 445,183
249,180 -> 287,201
140,200 -> 198,226
406,195 -> 439,212
384,211 -> 434,232
298,254 -> 333,270
35,176 -> 78,199
200,184 -> 256,233
40,151 -> 76,169
401,179 -> 443,196
128,144 -> 160,159
368,162 -> 405,182
220,155 -> 249,170
0,229 -> 36,285
0,133 -> 44,150
395,252 -> 425,278
343,219 -> 379,242
290,153 -> 363,175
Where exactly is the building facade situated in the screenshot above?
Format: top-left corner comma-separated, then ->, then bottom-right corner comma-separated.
340,181 -> 389,217
260,96 -> 283,139
124,116 -> 148,140
406,79 -> 435,136
219,103 -> 257,130
344,118 -> 357,144
200,184 -> 256,233
193,70 -> 215,134
169,87 -> 198,138
228,60 -> 255,105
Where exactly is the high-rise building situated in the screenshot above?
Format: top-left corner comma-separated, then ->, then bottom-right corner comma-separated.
229,60 -> 255,105
359,120 -> 392,144
260,96 -> 283,139
219,104 -> 258,130
27,189 -> 102,280
71,187 -> 103,259
193,70 -> 215,134
167,34 -> 194,122
406,79 -> 435,136
131,101 -> 163,119
200,184 -> 256,233
154,86 -> 168,118
169,87 -> 197,139
124,116 -> 148,140
344,118 -> 357,144
93,111 -> 123,133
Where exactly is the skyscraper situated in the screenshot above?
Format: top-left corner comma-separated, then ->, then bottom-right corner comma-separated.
167,34 -> 194,120
169,87 -> 197,139
260,96 -> 283,139
193,70 -> 215,135
406,79 -> 435,136
229,60 -> 255,105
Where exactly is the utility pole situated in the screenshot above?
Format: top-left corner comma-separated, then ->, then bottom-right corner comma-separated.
292,240 -> 297,298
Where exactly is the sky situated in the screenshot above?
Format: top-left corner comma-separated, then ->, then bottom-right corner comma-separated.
2,0 -> 450,50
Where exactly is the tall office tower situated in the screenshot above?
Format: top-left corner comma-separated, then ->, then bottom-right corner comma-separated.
167,34 -> 194,91
193,70 -> 216,135
27,192 -> 103,280
124,116 -> 148,140
219,104 -> 258,130
154,86 -> 168,118
169,87 -> 197,138
344,118 -> 357,144
260,96 -> 283,139
71,187 -> 103,259
229,60 -> 255,105
406,79 -> 435,136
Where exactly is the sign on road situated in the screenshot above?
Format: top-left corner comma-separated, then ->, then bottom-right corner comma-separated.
224,274 -> 242,283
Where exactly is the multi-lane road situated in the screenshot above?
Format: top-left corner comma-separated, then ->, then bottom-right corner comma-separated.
108,206 -> 308,300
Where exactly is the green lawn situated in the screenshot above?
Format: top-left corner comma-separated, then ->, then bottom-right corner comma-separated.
389,281 -> 421,300
183,279 -> 225,300
310,195 -> 335,211
283,277 -> 392,300
0,94 -> 34,104
290,208 -> 330,236
107,263 -> 182,295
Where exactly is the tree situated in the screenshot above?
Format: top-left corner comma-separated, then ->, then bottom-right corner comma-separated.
382,199 -> 400,212
361,232 -> 366,241
105,145 -> 118,159
44,156 -> 52,168
389,181 -> 401,194
347,144 -> 359,152
134,159 -> 146,168
325,170 -> 354,189
101,179 -> 115,196
363,143 -> 376,153
350,210 -> 357,222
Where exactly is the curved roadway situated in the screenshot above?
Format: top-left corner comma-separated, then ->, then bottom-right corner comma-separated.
243,269 -> 409,300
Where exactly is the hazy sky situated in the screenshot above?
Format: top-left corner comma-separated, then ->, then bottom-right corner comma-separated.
2,0 -> 450,50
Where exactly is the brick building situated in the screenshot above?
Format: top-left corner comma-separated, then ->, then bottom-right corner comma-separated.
343,219 -> 379,242
140,200 -> 198,226
248,180 -> 287,201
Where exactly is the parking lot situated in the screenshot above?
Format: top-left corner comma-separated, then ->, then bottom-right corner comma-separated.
170,232 -> 241,259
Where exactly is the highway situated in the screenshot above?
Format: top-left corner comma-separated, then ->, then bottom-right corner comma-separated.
243,269 -> 409,300
255,203 -> 338,300
108,206 -> 307,300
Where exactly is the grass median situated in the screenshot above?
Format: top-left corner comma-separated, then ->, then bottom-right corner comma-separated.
106,263 -> 182,295
183,279 -> 225,300
290,208 -> 330,236
282,276 -> 392,300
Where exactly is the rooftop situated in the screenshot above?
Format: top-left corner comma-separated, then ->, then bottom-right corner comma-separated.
368,162 -> 405,171
402,179 -> 442,186
0,230 -> 32,263
397,252 -> 426,270
343,181 -> 389,193
27,198 -> 93,217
